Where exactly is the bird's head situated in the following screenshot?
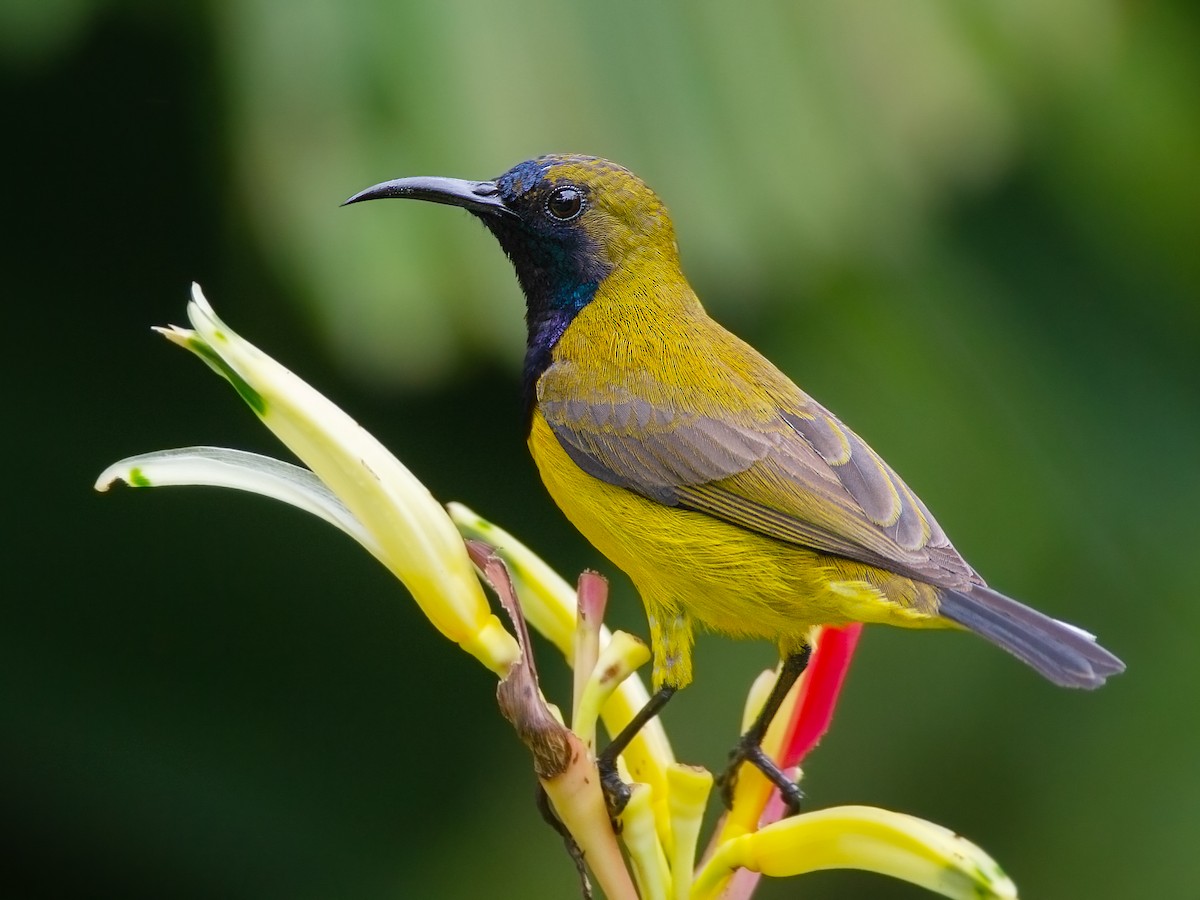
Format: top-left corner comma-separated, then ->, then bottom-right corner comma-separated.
345,155 -> 680,324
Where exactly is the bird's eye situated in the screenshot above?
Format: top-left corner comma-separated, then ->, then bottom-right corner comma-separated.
545,186 -> 584,221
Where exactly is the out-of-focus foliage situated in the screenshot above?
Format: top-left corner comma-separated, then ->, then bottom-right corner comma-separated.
2,1 -> 1197,899
216,0 -> 1197,386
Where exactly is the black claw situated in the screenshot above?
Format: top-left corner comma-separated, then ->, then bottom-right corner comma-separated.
718,648 -> 812,813
779,780 -> 804,817
599,759 -> 631,825
716,745 -> 744,809
594,685 -> 677,825
717,769 -> 736,811
718,736 -> 804,813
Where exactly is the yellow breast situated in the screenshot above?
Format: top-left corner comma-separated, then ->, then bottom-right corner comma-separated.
526,277 -> 946,689
528,410 -> 943,688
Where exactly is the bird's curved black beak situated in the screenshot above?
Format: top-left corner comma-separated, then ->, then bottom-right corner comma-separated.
342,176 -> 515,218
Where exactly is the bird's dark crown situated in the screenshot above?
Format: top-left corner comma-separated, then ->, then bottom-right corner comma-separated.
484,154 -> 674,306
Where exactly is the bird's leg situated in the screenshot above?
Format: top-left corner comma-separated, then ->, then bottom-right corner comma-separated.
718,646 -> 811,815
596,685 -> 676,818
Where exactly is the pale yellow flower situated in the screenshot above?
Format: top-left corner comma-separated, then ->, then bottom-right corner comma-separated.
96,284 -> 517,674
98,286 -> 1019,900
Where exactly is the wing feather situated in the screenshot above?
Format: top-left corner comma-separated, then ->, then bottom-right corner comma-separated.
537,356 -> 978,589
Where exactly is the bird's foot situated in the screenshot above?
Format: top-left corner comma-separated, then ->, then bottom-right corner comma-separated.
597,752 -> 631,826
593,684 -> 677,826
717,737 -> 804,816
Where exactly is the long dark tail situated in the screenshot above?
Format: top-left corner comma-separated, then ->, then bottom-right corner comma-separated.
938,585 -> 1125,689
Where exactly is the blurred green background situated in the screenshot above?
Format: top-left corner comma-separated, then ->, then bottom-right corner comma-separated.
3,1 -> 1197,897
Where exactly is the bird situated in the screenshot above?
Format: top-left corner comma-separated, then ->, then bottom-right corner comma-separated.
345,155 -> 1125,811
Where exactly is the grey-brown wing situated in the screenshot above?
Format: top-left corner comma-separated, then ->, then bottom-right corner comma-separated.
540,376 -> 977,590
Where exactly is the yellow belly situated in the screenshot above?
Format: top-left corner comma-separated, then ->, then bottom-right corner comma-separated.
528,412 -> 946,689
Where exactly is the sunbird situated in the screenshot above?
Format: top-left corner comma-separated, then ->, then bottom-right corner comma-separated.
346,155 -> 1125,810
